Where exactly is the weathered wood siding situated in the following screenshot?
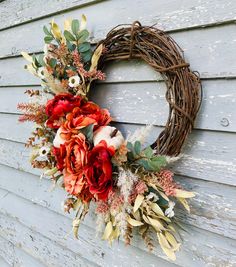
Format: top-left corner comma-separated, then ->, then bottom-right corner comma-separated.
0,1 -> 236,266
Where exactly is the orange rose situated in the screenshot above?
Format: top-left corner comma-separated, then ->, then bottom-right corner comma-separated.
61,101 -> 111,140
63,133 -> 92,201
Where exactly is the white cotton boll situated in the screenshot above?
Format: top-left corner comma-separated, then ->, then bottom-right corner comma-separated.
39,146 -> 50,157
69,75 -> 81,87
93,126 -> 125,150
53,127 -> 65,148
146,192 -> 159,202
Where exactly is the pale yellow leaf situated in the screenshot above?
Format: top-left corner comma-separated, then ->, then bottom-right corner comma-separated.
43,167 -> 58,176
178,197 -> 190,212
26,64 -> 37,76
21,52 -> 33,62
64,18 -> 72,31
127,216 -> 144,227
80,14 -> 87,30
147,216 -> 165,231
50,19 -> 62,40
133,210 -> 141,221
158,235 -> 176,261
142,214 -> 150,224
165,232 -> 180,251
158,191 -> 169,201
151,202 -> 164,216
72,218 -> 80,238
175,189 -> 195,198
102,221 -> 113,240
133,194 -> 144,213
90,44 -> 103,71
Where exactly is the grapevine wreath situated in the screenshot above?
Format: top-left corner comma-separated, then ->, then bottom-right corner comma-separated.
19,16 -> 201,260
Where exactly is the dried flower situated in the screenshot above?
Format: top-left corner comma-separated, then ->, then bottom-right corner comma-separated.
69,75 -> 81,87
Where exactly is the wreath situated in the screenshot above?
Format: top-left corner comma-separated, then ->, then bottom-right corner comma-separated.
18,15 -> 201,261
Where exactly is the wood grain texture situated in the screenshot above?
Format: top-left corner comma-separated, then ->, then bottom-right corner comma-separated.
0,0 -> 103,30
0,0 -> 235,32
0,164 -> 235,240
0,189 -> 236,267
1,24 -> 236,80
1,122 -> 236,186
0,189 -> 176,267
1,78 -> 236,133
0,236 -> 46,267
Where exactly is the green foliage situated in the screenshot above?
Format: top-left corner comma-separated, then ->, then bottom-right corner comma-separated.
44,36 -> 53,44
71,19 -> 80,35
64,30 -> 76,42
80,124 -> 94,143
37,54 -> 45,67
77,29 -> 89,43
48,58 -> 57,68
78,42 -> 91,53
127,142 -> 167,172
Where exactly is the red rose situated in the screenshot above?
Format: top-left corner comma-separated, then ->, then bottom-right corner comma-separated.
85,141 -> 115,201
46,93 -> 82,128
61,101 -> 111,139
52,145 -> 66,171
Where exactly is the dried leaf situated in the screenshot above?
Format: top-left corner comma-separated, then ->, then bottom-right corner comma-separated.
133,194 -> 144,213
151,202 -> 164,216
178,197 -> 190,212
90,44 -> 103,71
157,233 -> 176,261
50,19 -> 62,40
102,221 -> 113,240
165,232 -> 180,251
72,218 -> 80,238
21,52 -> 33,62
80,14 -> 87,30
128,216 -> 144,227
175,189 -> 195,198
147,216 -> 165,231
64,18 -> 72,31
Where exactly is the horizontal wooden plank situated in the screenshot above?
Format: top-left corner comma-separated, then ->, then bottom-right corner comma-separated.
1,78 -> 236,133
0,190 -> 176,267
1,24 -> 236,84
1,0 -> 235,32
0,121 -> 236,186
0,0 -> 102,31
0,189 -> 235,266
0,235 -> 45,267
0,256 -> 10,267
0,164 -> 235,240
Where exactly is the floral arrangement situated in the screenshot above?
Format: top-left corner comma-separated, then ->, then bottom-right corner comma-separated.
18,16 -> 195,261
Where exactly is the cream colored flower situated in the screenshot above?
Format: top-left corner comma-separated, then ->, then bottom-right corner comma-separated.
39,146 -> 50,157
69,75 -> 81,87
93,126 -> 124,150
165,201 -> 175,218
53,127 -> 66,148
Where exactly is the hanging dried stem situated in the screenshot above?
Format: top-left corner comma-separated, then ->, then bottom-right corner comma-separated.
96,22 -> 202,156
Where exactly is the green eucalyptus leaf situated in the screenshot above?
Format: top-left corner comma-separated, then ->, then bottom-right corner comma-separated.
64,30 -> 76,42
80,124 -> 94,143
77,29 -> 89,42
66,41 -> 76,52
143,146 -> 153,158
148,156 -> 167,171
134,141 -> 141,155
49,58 -> 57,68
81,51 -> 92,63
43,26 -> 52,36
71,19 -> 80,35
37,54 -> 45,66
44,36 -> 53,44
136,159 -> 151,170
78,42 -> 91,53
